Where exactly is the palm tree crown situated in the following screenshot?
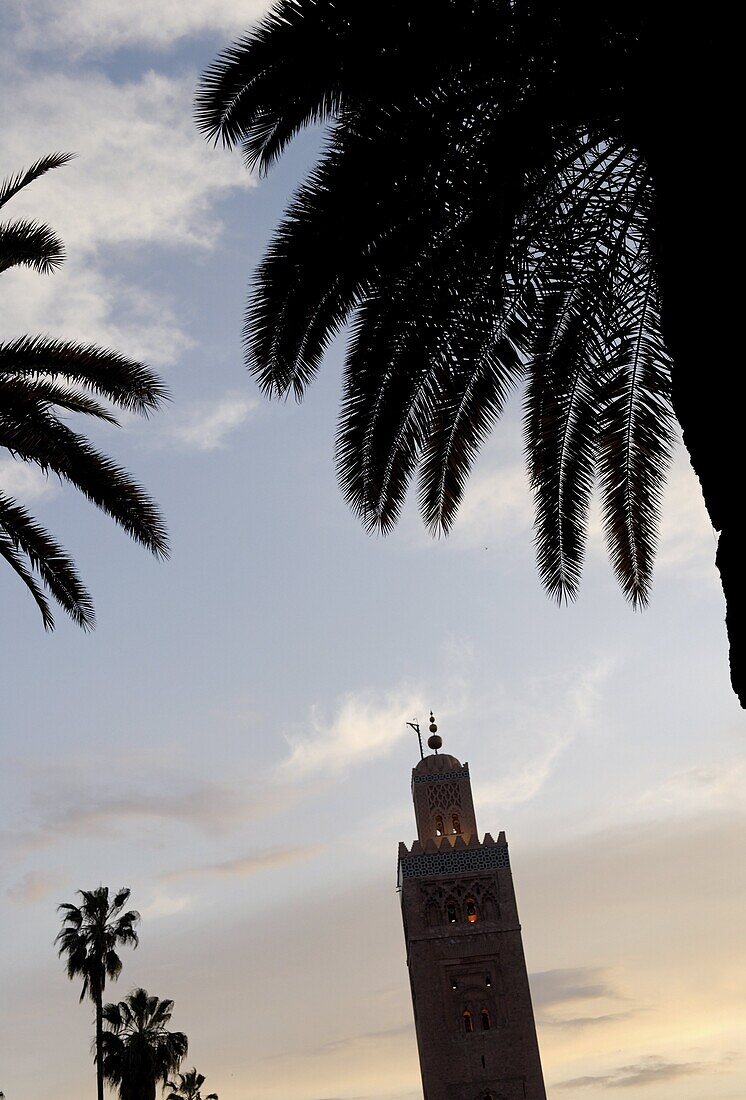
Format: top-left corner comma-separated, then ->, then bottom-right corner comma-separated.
0,153 -> 168,629
101,988 -> 188,1100
196,0 -> 672,610
166,1068 -> 218,1100
196,2 -> 744,704
56,886 -> 140,1003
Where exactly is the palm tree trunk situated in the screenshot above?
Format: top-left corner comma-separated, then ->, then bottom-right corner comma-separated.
96,991 -> 104,1100
637,49 -> 744,707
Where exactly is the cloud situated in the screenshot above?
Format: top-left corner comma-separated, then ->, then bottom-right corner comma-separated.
162,844 -> 322,882
555,1056 -> 709,1090
279,686 -> 428,777
11,0 -> 271,53
0,68 -> 253,364
0,459 -> 58,502
531,967 -> 634,1031
655,453 -> 717,577
0,71 -> 252,255
5,870 -> 58,905
532,968 -> 616,1009
3,781 -> 275,854
167,393 -> 257,450
638,757 -> 746,817
447,461 -> 533,549
473,657 -> 613,809
140,891 -> 192,920
0,267 -> 191,368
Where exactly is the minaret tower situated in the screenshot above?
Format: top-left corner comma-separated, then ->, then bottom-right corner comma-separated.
398,716 -> 546,1100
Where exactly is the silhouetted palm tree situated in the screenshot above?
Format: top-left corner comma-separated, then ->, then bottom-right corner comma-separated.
55,886 -> 140,1100
101,988 -> 188,1100
197,3 -> 743,703
166,1068 -> 218,1100
0,153 -> 168,629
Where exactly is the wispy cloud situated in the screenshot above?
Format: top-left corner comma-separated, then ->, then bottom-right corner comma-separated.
532,967 -> 617,1009
0,69 -> 252,365
3,781 -> 277,854
162,844 -> 322,882
555,1055 -> 710,1089
279,687 -> 428,777
639,757 -> 746,817
531,967 -> 634,1031
446,461 -> 533,549
166,394 -> 257,451
11,0 -> 271,53
140,891 -> 192,921
474,658 -> 613,809
5,870 -> 58,905
0,459 -> 58,502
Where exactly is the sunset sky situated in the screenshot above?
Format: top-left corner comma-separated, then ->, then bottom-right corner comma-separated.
0,4 -> 744,1099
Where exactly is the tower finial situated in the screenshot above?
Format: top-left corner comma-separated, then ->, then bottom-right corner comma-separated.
427,711 -> 442,752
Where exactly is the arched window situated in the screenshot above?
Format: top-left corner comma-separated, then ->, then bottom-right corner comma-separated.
435,815 -> 445,837
463,1010 -> 474,1033
481,1008 -> 491,1031
446,901 -> 458,924
482,894 -> 498,921
465,897 -> 478,923
451,813 -> 462,834
424,899 -> 441,928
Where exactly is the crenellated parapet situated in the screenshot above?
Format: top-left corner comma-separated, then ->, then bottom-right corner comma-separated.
397,831 -> 510,884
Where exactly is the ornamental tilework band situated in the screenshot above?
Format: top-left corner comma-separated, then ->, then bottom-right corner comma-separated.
399,844 -> 510,880
412,768 -> 470,784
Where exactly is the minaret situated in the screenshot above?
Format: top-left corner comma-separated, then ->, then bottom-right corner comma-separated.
398,717 -> 546,1100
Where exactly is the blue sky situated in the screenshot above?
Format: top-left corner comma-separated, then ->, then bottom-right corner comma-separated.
0,4 -> 744,1099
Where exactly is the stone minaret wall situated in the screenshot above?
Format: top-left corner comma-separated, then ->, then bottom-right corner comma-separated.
399,751 -> 546,1100
411,756 -> 478,846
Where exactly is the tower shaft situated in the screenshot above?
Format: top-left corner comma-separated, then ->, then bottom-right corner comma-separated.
398,750 -> 546,1100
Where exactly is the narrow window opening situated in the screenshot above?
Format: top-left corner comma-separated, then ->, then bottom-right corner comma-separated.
451,813 -> 462,834
485,973 -> 492,987
463,1010 -> 473,1033
465,898 -> 478,923
451,978 -> 458,991
435,815 -> 445,837
481,1055 -> 486,1069
481,1008 -> 491,1031
446,902 -> 458,924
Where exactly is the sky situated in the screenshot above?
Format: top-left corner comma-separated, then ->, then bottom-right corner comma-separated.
0,3 -> 744,1099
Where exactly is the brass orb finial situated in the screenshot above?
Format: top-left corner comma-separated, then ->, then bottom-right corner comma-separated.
427,712 -> 442,751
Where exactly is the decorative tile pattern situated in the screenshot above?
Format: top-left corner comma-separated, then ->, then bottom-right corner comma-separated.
399,845 -> 510,881
413,768 -> 469,784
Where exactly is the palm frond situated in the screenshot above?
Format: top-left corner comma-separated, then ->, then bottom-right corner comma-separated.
0,153 -> 74,210
0,376 -> 118,422
0,220 -> 65,275
196,0 -> 355,168
0,411 -> 169,558
597,258 -> 673,606
524,279 -> 601,601
0,337 -> 168,414
0,492 -> 94,628
0,532 -> 54,628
